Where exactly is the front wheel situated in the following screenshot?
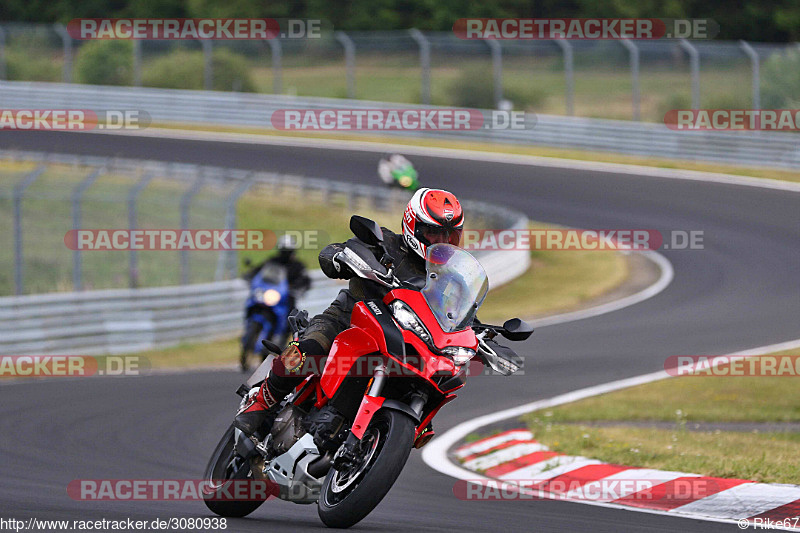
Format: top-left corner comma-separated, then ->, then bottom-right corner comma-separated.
240,321 -> 261,372
317,409 -> 415,528
202,425 -> 266,517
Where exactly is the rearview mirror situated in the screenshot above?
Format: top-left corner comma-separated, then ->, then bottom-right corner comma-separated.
350,215 -> 384,246
501,318 -> 534,341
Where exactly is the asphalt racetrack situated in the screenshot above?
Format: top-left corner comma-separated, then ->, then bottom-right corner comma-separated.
1,130 -> 798,532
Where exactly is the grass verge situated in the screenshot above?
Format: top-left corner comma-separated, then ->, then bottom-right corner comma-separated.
521,349 -> 800,484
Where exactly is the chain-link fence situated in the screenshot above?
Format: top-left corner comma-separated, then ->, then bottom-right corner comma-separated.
0,150 -> 516,297
0,151 -> 397,296
1,24 -> 797,123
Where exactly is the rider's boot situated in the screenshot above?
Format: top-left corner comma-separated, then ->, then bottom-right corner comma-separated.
234,339 -> 321,438
233,379 -> 283,439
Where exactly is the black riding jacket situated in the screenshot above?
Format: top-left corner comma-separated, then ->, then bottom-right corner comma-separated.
301,227 -> 426,351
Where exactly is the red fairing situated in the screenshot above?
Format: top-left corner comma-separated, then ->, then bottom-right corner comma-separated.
416,394 -> 456,440
383,289 -> 479,352
320,321 -> 380,399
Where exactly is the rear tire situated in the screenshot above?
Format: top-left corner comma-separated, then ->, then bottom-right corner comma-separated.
317,409 -> 415,528
202,425 -> 266,518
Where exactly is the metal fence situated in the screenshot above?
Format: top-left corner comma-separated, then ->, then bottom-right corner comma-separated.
0,24 -> 798,123
2,81 -> 798,169
0,151 -> 530,355
0,149 -> 447,295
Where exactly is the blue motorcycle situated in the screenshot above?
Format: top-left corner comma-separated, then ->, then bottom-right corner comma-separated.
240,262 -> 291,372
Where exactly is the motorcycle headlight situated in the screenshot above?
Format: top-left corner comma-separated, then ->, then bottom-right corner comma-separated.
389,300 -> 431,344
440,346 -> 476,366
263,289 -> 281,306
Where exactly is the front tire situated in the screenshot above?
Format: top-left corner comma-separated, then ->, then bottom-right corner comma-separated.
240,321 -> 261,372
317,409 -> 415,528
202,425 -> 266,517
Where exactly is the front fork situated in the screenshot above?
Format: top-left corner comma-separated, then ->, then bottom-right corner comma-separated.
332,365 -> 425,470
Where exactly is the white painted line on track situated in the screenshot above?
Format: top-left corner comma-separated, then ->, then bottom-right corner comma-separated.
422,336 -> 800,530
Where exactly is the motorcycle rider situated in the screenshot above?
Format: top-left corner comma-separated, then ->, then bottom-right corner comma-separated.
378,154 -> 419,190
244,234 -> 311,311
235,188 -> 464,438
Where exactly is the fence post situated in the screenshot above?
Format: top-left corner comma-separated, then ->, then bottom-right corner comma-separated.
267,38 -> 282,94
620,39 -> 640,121
132,39 -> 142,87
13,165 -> 46,295
220,173 -> 254,280
71,167 -> 104,291
180,169 -> 205,285
408,29 -> 431,105
202,39 -> 213,90
555,40 -> 574,116
336,31 -> 356,99
739,40 -> 760,110
484,39 -> 503,108
53,23 -> 73,83
0,26 -> 7,80
679,39 -> 700,109
127,170 -> 155,288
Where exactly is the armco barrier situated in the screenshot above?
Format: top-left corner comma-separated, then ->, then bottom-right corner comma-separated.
0,153 -> 529,356
1,81 -> 798,170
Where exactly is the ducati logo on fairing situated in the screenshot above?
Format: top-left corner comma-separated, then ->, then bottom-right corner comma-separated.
367,301 -> 383,315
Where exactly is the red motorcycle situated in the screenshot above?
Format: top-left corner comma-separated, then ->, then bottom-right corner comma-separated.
203,216 -> 531,528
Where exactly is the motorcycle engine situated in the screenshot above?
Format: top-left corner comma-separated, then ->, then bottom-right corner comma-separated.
307,405 -> 348,452
270,405 -> 307,455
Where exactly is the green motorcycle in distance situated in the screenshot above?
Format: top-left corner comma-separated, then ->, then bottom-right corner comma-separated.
378,154 -> 419,191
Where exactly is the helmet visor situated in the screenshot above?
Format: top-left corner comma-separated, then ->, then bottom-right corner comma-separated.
416,223 -> 462,247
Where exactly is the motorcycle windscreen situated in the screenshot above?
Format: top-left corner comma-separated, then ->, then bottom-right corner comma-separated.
421,243 -> 488,333
258,262 -> 287,284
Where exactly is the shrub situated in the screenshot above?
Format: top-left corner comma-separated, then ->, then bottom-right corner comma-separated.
75,40 -> 134,86
762,49 -> 800,108
448,66 -> 543,110
142,48 -> 256,92
6,47 -> 61,81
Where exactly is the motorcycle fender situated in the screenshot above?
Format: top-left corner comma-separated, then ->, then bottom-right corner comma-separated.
320,327 -> 381,399
350,398 -> 421,440
350,395 -> 385,440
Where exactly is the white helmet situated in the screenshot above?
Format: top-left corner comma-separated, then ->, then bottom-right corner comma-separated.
401,188 -> 464,260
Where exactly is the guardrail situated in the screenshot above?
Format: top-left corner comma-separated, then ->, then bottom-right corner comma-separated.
1,81 -> 798,170
0,152 -> 529,356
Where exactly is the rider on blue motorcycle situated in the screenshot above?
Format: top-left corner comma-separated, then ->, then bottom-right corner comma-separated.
244,235 -> 311,310
241,235 -> 311,371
